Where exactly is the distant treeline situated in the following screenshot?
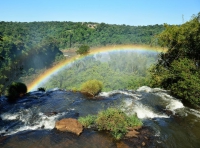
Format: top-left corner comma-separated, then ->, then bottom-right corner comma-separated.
0,21 -> 164,49
0,21 -> 165,94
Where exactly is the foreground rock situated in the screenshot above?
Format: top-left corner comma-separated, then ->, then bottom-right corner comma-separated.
123,126 -> 155,147
125,126 -> 141,138
55,118 -> 83,135
125,130 -> 139,138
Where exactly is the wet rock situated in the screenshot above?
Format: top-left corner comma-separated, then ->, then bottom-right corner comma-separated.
125,130 -> 139,138
44,112 -> 58,116
122,126 -> 156,148
81,91 -> 94,98
80,129 -> 115,148
81,91 -> 103,99
164,109 -> 173,116
55,118 -> 83,135
116,141 -> 129,148
74,112 -> 79,117
0,136 -> 7,144
125,126 -> 141,138
142,142 -> 145,146
94,96 -> 105,100
127,126 -> 142,131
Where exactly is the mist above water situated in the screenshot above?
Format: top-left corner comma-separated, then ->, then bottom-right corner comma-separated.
42,50 -> 158,91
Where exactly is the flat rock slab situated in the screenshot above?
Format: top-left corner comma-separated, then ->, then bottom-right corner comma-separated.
125,130 -> 139,138
125,126 -> 141,138
55,118 -> 83,135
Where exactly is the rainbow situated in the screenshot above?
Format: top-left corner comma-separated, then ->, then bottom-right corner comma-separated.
27,45 -> 166,92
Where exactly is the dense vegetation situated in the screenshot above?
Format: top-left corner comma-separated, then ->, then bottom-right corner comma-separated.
44,51 -> 158,91
78,108 -> 142,139
0,21 -> 164,49
149,13 -> 200,105
0,36 -> 63,94
0,21 -> 164,94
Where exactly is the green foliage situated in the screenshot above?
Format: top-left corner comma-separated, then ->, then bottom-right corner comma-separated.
37,87 -> 46,92
0,21 -> 164,50
149,13 -> 200,105
76,45 -> 90,55
169,58 -> 200,104
80,79 -> 103,96
0,34 -> 62,94
6,82 -> 27,101
95,108 -> 142,139
126,114 -> 143,127
78,108 -> 142,140
78,115 -> 97,127
0,35 -> 3,41
0,20 -> 164,93
71,87 -> 78,92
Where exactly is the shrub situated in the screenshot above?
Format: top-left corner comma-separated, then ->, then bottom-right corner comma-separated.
80,79 -> 103,96
78,108 -> 142,139
76,45 -> 90,55
126,114 -> 143,127
96,108 -> 142,139
6,82 -> 27,101
38,87 -> 46,92
95,108 -> 126,139
71,87 -> 78,92
78,115 -> 97,127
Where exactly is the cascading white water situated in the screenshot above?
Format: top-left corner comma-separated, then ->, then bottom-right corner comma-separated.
1,87 -> 200,148
99,86 -> 186,119
0,110 -> 69,136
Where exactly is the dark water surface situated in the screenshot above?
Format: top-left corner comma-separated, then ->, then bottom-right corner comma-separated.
0,87 -> 200,148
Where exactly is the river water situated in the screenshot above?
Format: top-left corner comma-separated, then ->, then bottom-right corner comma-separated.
0,86 -> 200,148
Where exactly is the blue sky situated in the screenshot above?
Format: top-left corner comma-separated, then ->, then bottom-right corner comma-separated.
0,0 -> 199,26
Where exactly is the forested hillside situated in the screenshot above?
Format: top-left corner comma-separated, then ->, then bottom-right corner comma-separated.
0,21 -> 164,49
0,21 -> 164,94
0,36 -> 63,94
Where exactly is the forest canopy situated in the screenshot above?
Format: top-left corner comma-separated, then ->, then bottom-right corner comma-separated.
0,21 -> 164,49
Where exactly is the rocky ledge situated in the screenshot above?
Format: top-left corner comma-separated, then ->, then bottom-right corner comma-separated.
55,118 -> 156,147
55,118 -> 83,135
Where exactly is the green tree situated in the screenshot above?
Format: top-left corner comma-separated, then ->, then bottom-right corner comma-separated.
149,13 -> 200,105
76,45 -> 90,55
